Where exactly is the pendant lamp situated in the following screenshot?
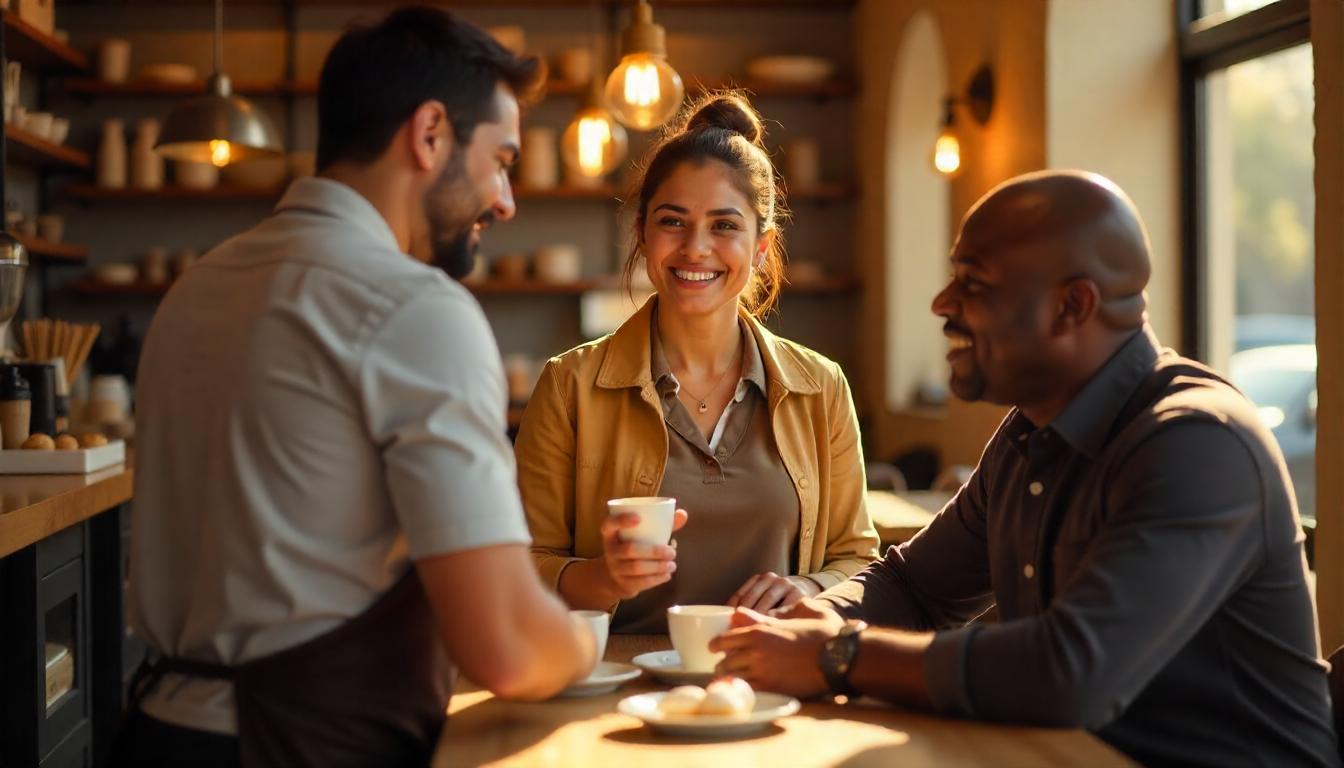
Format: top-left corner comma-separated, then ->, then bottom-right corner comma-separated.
604,0 -> 684,131
563,77 -> 629,179
155,0 -> 282,167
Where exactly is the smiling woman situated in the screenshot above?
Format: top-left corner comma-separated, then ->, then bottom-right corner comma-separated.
513,92 -> 880,635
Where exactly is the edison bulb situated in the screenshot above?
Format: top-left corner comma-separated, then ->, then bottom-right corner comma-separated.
561,107 -> 629,178
209,139 -> 233,168
604,52 -> 684,130
932,128 -> 961,177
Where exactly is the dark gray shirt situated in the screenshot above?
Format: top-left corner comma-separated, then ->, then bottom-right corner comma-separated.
821,328 -> 1339,767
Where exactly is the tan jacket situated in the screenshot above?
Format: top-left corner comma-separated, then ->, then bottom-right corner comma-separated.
515,297 -> 879,594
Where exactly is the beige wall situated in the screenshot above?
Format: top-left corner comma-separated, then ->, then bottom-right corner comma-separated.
854,0 -> 1046,466
1046,0 -> 1182,348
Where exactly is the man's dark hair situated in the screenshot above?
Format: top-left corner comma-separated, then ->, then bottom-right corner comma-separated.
316,5 -> 544,171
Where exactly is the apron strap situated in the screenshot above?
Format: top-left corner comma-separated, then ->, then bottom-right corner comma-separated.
126,652 -> 235,716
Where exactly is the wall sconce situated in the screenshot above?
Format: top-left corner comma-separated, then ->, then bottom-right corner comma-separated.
604,0 -> 685,130
932,64 -> 994,178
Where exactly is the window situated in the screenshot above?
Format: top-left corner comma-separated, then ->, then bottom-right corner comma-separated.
1181,0 -> 1316,526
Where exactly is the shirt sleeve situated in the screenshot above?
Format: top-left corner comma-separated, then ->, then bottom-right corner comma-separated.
819,448 -> 996,629
357,286 -> 530,560
810,361 -> 882,588
923,418 -> 1266,727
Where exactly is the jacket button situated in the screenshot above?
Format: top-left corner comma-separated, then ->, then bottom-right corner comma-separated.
799,476 -> 809,489
638,474 -> 652,485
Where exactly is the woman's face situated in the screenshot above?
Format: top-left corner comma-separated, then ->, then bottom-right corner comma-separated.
641,160 -> 771,321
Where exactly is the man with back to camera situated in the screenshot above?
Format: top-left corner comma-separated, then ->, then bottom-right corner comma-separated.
710,170 -> 1340,766
115,7 -> 595,766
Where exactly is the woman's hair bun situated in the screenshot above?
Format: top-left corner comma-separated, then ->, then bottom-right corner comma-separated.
683,92 -> 765,146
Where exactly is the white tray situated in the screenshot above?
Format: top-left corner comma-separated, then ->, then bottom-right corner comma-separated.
0,440 -> 126,474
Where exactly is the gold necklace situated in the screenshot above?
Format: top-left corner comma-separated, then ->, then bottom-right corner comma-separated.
677,362 -> 736,414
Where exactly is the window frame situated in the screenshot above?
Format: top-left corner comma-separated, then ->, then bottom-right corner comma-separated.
1177,0 -> 1310,356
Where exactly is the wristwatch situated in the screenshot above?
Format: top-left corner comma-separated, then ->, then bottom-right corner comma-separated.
818,620 -> 867,698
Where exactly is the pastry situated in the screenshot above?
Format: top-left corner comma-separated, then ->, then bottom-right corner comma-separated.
22,433 -> 54,450
658,685 -> 707,715
54,434 -> 79,450
707,677 -> 755,712
78,433 -> 108,448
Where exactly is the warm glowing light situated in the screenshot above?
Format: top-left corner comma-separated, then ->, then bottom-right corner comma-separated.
605,53 -> 684,130
209,139 -> 232,167
578,117 -> 612,174
623,60 -> 660,107
562,106 -> 628,178
932,130 -> 961,176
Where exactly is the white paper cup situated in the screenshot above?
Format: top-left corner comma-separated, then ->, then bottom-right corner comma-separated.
667,605 -> 734,673
569,609 -> 610,679
607,496 -> 675,545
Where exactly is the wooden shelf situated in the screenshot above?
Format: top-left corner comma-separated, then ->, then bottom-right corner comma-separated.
69,279 -> 169,297
13,235 -> 88,263
2,11 -> 88,73
62,0 -> 855,7
789,183 -> 858,202
514,185 -> 618,201
466,278 -> 616,295
691,78 -> 858,99
64,77 -> 310,97
6,125 -> 91,169
65,183 -> 284,202
63,76 -> 854,101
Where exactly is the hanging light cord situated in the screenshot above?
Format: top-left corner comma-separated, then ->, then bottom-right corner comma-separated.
214,0 -> 224,77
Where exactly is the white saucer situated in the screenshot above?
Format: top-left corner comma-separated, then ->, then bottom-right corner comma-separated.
617,691 -> 801,737
630,650 -> 715,686
558,661 -> 642,697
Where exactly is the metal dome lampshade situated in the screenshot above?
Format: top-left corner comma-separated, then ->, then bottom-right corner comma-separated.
155,0 -> 281,167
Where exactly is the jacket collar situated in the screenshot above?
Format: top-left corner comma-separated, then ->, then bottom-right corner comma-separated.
595,296 -> 822,395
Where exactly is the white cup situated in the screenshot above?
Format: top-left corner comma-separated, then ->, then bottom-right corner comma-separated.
667,605 -> 734,673
569,609 -> 610,679
607,496 -> 675,545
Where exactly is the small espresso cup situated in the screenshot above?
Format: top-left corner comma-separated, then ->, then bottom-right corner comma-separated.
569,609 -> 610,679
607,496 -> 676,545
667,605 -> 734,673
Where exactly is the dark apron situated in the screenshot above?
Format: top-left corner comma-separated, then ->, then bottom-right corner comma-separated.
120,570 -> 453,767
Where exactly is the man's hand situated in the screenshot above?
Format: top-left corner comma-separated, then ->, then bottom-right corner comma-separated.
708,603 -> 846,699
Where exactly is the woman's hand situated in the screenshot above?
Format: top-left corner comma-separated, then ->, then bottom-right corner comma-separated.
727,572 -> 821,612
598,509 -> 689,599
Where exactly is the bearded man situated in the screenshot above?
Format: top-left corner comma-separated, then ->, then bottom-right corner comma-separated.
118,8 -> 595,766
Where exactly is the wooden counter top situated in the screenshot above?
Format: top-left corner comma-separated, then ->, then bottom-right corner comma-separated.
0,463 -> 133,558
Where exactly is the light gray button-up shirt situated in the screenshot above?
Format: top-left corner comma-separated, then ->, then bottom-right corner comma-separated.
822,327 -> 1339,767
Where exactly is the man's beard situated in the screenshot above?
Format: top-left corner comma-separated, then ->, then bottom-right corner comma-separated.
425,150 -> 487,280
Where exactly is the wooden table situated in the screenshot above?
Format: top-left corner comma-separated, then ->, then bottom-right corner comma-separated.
435,635 -> 1134,767
866,489 -> 951,546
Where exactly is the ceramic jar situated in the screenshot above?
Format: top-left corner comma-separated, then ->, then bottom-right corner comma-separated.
519,127 -> 559,190
130,118 -> 165,190
97,118 -> 127,189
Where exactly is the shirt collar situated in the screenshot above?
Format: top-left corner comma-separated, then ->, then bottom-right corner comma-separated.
649,307 -> 768,398
1047,326 -> 1161,459
274,177 -> 403,254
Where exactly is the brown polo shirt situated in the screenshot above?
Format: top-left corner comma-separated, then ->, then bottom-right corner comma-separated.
612,316 -> 799,633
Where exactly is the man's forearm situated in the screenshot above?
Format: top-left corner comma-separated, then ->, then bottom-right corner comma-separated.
557,558 -> 622,610
845,627 -> 937,709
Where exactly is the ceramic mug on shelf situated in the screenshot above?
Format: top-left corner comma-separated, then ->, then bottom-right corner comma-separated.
3,61 -> 19,124
98,38 -> 131,84
534,244 -> 581,284
519,127 -> 559,190
36,214 -> 62,244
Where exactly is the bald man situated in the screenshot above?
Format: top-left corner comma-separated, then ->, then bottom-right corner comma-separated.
711,171 -> 1340,766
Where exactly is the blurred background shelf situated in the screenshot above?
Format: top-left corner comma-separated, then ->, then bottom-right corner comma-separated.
6,126 -> 90,169
13,235 -> 88,263
2,11 -> 88,73
64,183 -> 285,202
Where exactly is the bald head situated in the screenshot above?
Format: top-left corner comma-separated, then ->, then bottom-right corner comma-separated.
960,170 -> 1151,331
